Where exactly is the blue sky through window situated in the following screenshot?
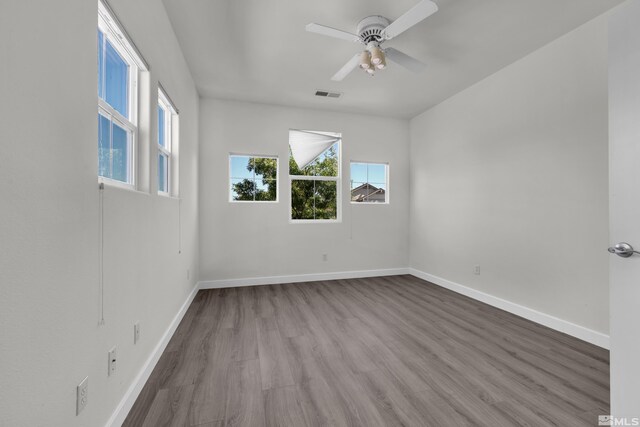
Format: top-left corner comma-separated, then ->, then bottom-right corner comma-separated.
158,154 -> 167,192
158,106 -> 165,147
230,155 -> 274,182
98,29 -> 129,118
350,162 -> 387,189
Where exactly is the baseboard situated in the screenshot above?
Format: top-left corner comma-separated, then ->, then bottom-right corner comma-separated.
105,283 -> 200,427
198,268 -> 411,289
409,268 -> 609,349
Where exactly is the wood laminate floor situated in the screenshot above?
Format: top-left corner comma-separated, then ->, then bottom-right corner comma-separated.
123,275 -> 609,427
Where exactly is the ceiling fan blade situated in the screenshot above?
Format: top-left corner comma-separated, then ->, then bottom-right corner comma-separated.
382,0 -> 438,40
305,23 -> 361,43
384,48 -> 427,73
331,54 -> 361,81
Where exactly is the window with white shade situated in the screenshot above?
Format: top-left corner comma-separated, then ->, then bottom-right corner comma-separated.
350,162 -> 389,203
289,129 -> 341,221
97,0 -> 146,187
157,88 -> 177,195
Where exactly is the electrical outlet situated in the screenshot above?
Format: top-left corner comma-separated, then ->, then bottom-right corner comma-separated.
322,254 -> 328,262
134,323 -> 140,344
108,347 -> 117,376
474,265 -> 481,275
76,376 -> 88,415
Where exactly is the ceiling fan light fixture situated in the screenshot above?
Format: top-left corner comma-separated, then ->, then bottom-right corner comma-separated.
370,45 -> 384,65
307,0 -> 437,81
359,50 -> 372,69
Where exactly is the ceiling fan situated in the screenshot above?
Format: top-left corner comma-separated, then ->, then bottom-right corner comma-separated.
305,0 -> 438,81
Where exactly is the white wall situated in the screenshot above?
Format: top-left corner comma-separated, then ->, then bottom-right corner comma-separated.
199,99 -> 409,281
409,15 -> 610,335
0,0 -> 199,426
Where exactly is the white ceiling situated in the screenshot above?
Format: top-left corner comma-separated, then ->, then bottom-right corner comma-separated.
162,0 -> 622,119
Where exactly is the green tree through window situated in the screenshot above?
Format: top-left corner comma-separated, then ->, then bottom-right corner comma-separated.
289,143 -> 339,220
230,156 -> 277,201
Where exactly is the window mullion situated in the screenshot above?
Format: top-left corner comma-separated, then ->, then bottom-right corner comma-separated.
252,158 -> 256,201
109,119 -> 114,179
99,100 -> 136,133
290,175 -> 336,182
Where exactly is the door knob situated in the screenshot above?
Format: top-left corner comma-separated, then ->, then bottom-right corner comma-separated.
608,242 -> 640,258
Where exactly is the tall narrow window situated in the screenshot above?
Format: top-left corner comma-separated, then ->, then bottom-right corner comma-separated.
97,0 -> 146,187
157,88 -> 177,195
289,130 -> 341,221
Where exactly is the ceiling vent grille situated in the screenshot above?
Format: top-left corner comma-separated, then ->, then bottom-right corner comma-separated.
315,90 -> 342,98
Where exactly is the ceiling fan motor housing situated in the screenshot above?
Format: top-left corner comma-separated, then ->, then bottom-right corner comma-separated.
357,15 -> 390,44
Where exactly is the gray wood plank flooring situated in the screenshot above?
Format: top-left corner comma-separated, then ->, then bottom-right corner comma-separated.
123,275 -> 609,427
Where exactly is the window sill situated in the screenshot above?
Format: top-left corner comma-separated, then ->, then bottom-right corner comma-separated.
289,219 -> 342,224
229,200 -> 279,204
350,202 -> 389,205
99,178 -> 149,196
158,192 -> 180,200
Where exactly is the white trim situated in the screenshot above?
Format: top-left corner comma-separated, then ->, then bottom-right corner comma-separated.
157,90 -> 172,195
105,284 -> 199,427
157,86 -> 178,197
198,268 -> 411,289
290,175 -> 337,182
408,268 -> 610,349
98,177 -> 149,196
158,82 -> 179,114
98,107 -> 136,187
98,0 -> 148,71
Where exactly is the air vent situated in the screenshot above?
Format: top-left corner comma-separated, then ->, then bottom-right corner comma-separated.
315,90 -> 342,99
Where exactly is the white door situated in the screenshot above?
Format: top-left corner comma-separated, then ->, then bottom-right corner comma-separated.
609,0 -> 640,419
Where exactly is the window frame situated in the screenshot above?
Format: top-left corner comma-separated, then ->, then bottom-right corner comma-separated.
228,154 -> 280,203
157,88 -> 176,196
97,0 -> 146,190
289,133 -> 342,224
349,161 -> 390,205
98,107 -> 135,188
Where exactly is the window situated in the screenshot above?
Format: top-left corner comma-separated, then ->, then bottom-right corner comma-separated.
97,0 -> 146,186
350,162 -> 389,204
158,88 -> 177,195
289,129 -> 341,221
229,155 -> 278,202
